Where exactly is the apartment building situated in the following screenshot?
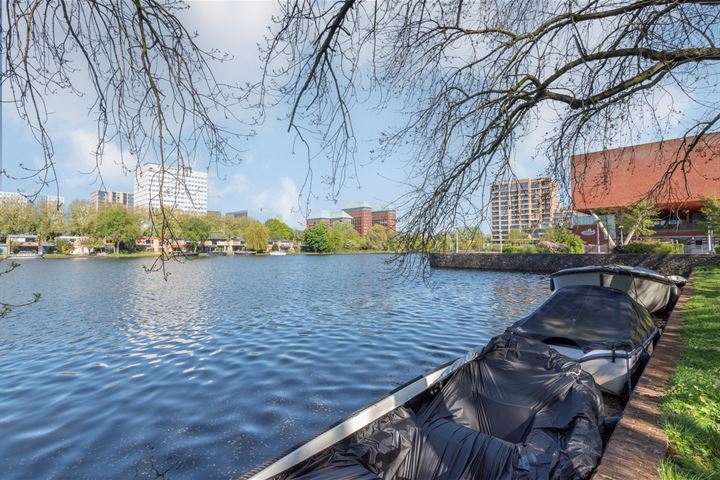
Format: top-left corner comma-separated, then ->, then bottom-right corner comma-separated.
134,163 -> 208,214
90,189 -> 134,210
490,177 -> 560,243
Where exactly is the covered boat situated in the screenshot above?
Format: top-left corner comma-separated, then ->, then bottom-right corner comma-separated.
242,333 -> 604,480
550,264 -> 686,313
510,285 -> 659,396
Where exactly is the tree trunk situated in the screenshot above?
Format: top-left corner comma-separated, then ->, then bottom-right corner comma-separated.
588,210 -> 617,249
623,229 -> 636,246
115,242 -> 120,254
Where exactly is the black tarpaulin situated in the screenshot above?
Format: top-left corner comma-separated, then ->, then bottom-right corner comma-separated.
510,285 -> 656,352
283,333 -> 603,480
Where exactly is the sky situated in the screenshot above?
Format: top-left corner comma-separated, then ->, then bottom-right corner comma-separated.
0,1 -> 705,230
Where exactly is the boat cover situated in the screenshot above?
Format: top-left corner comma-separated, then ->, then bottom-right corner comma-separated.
511,285 -> 656,352
550,264 -> 680,289
281,333 -> 604,480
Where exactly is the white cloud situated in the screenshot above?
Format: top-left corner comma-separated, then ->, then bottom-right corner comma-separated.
253,177 -> 302,227
64,130 -> 134,192
211,173 -> 250,200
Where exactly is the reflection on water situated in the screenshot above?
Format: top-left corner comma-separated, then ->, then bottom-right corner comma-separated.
0,255 -> 548,479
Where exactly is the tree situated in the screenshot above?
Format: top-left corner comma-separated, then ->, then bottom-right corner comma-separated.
303,224 -> 331,252
180,216 -> 212,253
331,221 -> 362,249
265,218 -> 294,241
458,227 -> 485,251
225,216 -> 254,238
3,1 -> 244,269
33,199 -> 65,253
68,201 -> 97,236
262,1 -> 720,271
327,228 -> 343,252
541,227 -> 585,254
0,199 -> 37,235
244,221 -> 269,252
616,199 -> 660,246
95,207 -> 142,254
365,224 -> 389,251
701,198 -> 720,233
506,230 -> 531,246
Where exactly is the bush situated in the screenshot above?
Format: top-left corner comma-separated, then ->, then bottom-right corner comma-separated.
503,245 -> 539,254
541,227 -> 585,254
624,241 -> 684,254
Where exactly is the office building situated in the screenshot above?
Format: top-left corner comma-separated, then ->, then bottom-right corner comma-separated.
134,163 -> 208,214
306,202 -> 397,238
490,177 -> 560,243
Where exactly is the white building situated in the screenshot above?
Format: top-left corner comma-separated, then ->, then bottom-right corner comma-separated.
0,191 -> 28,203
134,163 -> 208,214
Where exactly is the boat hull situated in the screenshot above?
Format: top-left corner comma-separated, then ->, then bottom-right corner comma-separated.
551,266 -> 677,313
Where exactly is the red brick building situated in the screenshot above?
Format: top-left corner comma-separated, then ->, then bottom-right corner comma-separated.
371,205 -> 397,233
572,134 -> 720,250
306,202 -> 397,238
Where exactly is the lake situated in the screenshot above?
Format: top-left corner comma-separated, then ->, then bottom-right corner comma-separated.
0,255 -> 549,479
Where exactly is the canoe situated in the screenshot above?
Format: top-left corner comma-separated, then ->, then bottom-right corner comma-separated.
510,285 -> 659,396
242,333 -> 604,480
550,264 -> 686,313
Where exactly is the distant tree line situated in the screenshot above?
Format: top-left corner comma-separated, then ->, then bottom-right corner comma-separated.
0,199 -> 298,254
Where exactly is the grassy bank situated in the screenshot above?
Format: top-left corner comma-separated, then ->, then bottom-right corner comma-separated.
661,265 -> 720,479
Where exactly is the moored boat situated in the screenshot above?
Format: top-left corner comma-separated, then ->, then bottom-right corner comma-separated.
7,252 -> 43,259
510,285 -> 659,396
550,264 -> 686,313
242,333 -> 603,480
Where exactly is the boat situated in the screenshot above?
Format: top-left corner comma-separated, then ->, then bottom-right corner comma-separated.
242,333 -> 603,480
269,251 -> 287,256
509,285 -> 659,396
550,264 -> 686,313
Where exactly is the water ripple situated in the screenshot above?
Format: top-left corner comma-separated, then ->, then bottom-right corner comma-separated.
0,255 -> 548,479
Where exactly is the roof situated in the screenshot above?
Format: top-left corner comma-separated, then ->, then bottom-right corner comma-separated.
372,204 -> 396,213
343,201 -> 373,210
330,210 -> 352,220
307,209 -> 332,220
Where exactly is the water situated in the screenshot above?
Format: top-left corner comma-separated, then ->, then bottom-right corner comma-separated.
0,255 -> 549,479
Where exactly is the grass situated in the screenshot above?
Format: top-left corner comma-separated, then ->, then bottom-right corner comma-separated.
661,265 -> 720,480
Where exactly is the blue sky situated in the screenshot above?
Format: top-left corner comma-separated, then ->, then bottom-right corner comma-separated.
1,1 -> 704,230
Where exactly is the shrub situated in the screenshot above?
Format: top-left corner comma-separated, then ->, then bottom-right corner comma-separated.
541,227 -> 585,253
503,245 -> 539,254
624,241 -> 684,254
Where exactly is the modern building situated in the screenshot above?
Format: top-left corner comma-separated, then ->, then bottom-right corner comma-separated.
306,202 -> 397,238
342,201 -> 374,238
490,177 -> 561,243
90,189 -> 134,210
372,205 -> 397,232
572,134 -> 720,251
133,163 -> 208,214
0,191 -> 28,204
226,210 -> 248,218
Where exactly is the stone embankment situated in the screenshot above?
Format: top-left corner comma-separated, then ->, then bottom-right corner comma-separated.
429,252 -> 720,277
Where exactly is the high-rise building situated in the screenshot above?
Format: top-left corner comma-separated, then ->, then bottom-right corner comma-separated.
90,189 -> 134,210
490,177 -> 560,243
134,163 -> 207,214
0,191 -> 28,204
